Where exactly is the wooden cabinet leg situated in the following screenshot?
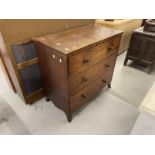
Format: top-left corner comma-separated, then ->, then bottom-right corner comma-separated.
45,97 -> 50,102
108,84 -> 111,88
124,57 -> 128,66
67,113 -> 72,122
147,64 -> 153,74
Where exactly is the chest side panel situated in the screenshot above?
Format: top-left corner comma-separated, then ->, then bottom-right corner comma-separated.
34,42 -> 69,113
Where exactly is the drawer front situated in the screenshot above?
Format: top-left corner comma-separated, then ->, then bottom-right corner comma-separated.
97,53 -> 117,84
69,54 -> 117,96
69,63 -> 100,96
69,35 -> 120,76
70,77 -> 107,113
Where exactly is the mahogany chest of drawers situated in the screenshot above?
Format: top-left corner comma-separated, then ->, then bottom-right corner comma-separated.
33,25 -> 122,122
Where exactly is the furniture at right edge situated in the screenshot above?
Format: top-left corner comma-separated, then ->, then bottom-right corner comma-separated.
124,26 -> 155,74
96,19 -> 142,55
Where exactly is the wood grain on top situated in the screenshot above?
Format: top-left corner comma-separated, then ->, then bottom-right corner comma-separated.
33,25 -> 122,55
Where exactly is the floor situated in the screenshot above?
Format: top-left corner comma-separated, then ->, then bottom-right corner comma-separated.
0,52 -> 155,134
131,112 -> 155,135
139,82 -> 155,116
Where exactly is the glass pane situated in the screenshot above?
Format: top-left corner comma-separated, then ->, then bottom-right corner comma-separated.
29,64 -> 42,90
23,42 -> 37,60
19,64 -> 42,95
12,45 -> 25,63
12,42 -> 37,64
19,67 -> 34,95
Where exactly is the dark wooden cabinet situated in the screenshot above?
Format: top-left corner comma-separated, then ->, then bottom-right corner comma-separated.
33,25 -> 122,122
124,27 -> 155,73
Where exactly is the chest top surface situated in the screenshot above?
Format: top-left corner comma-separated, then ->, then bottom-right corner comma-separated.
33,24 -> 122,55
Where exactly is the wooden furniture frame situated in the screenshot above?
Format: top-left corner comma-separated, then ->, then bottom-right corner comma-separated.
96,19 -> 142,55
124,27 -> 155,74
34,25 -> 122,121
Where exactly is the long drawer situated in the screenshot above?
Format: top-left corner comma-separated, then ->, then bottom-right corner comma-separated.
70,76 -> 107,113
69,54 -> 117,96
69,35 -> 120,76
97,53 -> 117,83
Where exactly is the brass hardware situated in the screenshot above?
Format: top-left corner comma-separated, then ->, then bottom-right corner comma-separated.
108,46 -> 114,51
81,94 -> 86,99
82,77 -> 88,82
102,79 -> 106,83
83,59 -> 90,64
105,64 -> 110,68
